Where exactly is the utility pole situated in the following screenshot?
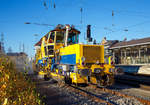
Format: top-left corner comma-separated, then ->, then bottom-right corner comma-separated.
23,43 -> 25,53
8,46 -> 12,53
112,10 -> 114,26
19,42 -> 21,52
1,32 -> 5,53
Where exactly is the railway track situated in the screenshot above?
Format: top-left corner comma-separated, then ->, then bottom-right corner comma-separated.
57,83 -> 111,105
57,82 -> 150,105
89,85 -> 150,105
115,74 -> 150,91
31,74 -> 150,105
99,86 -> 150,105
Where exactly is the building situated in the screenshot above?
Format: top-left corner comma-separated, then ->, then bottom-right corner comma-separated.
101,37 -> 119,56
7,52 -> 28,64
110,37 -> 150,65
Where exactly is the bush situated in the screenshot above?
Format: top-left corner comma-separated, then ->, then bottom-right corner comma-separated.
0,57 -> 44,105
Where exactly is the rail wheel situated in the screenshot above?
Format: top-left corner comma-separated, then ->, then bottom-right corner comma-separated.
44,74 -> 49,81
64,76 -> 72,84
96,74 -> 114,87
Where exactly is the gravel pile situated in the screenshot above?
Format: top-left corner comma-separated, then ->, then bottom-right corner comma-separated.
115,98 -> 143,105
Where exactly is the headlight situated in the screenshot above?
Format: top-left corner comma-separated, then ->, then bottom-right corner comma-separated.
94,68 -> 103,73
109,68 -> 114,73
81,57 -> 86,66
79,69 -> 91,76
81,56 -> 85,61
74,66 -> 78,72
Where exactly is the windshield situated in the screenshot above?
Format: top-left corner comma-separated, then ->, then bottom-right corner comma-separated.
56,32 -> 65,43
68,33 -> 79,44
48,32 -> 55,43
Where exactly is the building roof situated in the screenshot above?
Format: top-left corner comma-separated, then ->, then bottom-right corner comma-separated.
104,40 -> 119,46
110,37 -> 150,49
7,52 -> 27,56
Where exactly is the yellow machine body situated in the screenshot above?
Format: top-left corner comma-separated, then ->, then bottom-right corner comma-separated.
59,44 -> 104,65
35,25 -> 115,86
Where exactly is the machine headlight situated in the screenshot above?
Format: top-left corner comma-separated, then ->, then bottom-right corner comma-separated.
109,68 -> 114,73
81,56 -> 86,66
94,68 -> 103,73
74,66 -> 78,72
81,56 -> 85,61
79,69 -> 91,76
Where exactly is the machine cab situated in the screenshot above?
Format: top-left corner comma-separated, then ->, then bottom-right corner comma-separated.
45,25 -> 80,57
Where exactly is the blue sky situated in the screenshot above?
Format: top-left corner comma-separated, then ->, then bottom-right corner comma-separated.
1,0 -> 150,57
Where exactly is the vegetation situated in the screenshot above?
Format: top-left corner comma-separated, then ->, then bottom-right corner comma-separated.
0,57 -> 43,105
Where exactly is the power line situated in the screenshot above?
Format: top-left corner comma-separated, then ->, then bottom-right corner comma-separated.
99,7 -> 150,19
105,20 -> 150,35
24,22 -> 55,27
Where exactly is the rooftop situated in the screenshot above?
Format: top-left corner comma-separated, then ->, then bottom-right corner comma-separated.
7,52 -> 27,56
110,37 -> 150,49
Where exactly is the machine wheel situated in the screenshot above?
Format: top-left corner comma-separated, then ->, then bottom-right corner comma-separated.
64,76 -> 72,84
44,75 -> 49,81
96,74 -> 114,87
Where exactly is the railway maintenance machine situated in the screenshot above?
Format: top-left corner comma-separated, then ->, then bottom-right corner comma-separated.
35,24 -> 115,87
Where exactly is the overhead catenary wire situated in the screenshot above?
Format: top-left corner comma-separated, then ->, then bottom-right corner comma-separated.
105,20 -> 150,35
98,6 -> 150,20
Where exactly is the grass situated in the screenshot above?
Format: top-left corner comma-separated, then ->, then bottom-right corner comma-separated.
0,57 -> 44,105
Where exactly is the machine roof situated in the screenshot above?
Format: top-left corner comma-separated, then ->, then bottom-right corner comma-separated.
34,25 -> 80,47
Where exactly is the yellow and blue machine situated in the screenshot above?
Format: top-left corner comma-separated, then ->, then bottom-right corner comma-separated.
35,24 -> 114,87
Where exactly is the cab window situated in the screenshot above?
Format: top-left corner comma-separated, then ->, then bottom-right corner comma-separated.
68,33 -> 79,44
56,32 -> 65,43
48,32 -> 55,43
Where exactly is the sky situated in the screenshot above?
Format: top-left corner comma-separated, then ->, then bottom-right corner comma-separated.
1,0 -> 150,57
